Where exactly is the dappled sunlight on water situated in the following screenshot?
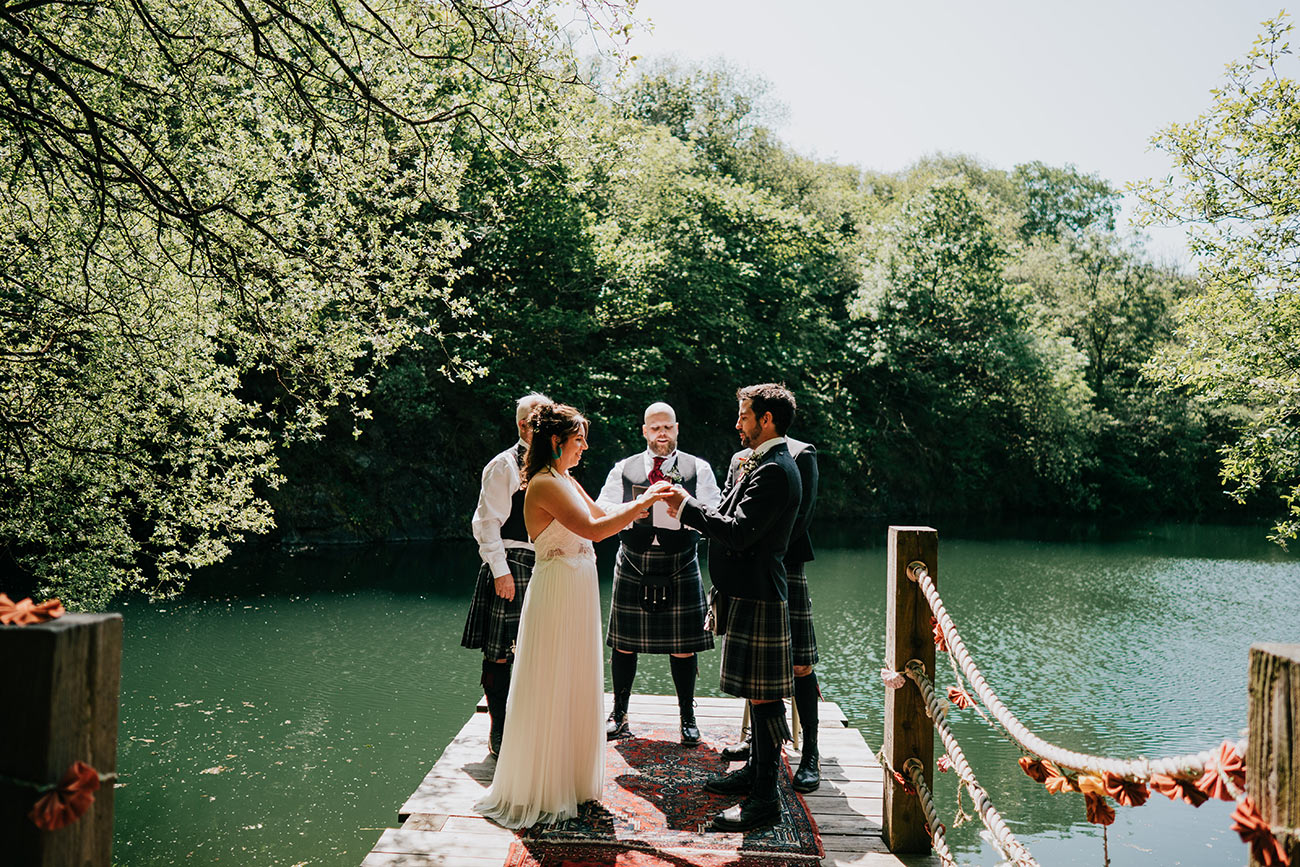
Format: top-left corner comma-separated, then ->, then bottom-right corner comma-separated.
112,524 -> 1300,865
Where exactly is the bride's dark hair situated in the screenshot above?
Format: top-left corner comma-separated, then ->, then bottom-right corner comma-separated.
523,402 -> 588,483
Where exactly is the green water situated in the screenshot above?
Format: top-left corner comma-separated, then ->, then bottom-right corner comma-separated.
112,521 -> 1300,866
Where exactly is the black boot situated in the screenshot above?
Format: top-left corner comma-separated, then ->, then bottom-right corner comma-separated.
712,701 -> 784,831
481,658 -> 511,757
792,672 -> 821,793
607,651 -> 636,739
670,654 -> 700,746
704,714 -> 755,795
719,735 -> 752,762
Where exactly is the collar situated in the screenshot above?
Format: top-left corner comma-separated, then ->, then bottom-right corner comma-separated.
750,436 -> 785,460
643,449 -> 677,467
515,439 -> 528,451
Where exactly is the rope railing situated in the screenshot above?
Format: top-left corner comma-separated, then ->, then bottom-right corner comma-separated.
905,659 -> 1039,867
905,560 -> 1228,783
882,548 -> 1294,867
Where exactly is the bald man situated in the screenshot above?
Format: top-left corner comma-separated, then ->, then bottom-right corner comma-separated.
597,402 -> 721,745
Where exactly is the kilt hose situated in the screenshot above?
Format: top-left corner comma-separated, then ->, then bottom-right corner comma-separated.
719,597 -> 794,701
786,562 -> 819,667
606,545 -> 714,654
460,547 -> 534,660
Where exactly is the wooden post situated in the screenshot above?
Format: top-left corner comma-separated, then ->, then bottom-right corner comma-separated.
1247,643 -> 1300,867
883,526 -> 937,854
0,613 -> 123,867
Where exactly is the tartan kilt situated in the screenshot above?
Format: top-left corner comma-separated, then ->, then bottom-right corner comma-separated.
719,597 -> 794,700
606,545 -> 714,654
786,562 -> 819,667
460,547 -> 534,660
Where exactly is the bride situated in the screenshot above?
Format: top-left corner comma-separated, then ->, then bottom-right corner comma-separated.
475,402 -> 672,829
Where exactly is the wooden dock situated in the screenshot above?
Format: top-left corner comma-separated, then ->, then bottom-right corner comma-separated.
362,694 -> 938,867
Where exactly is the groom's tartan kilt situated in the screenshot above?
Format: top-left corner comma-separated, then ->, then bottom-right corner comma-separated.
786,562 -> 819,667
719,597 -> 794,700
460,548 -> 534,660
606,545 -> 714,654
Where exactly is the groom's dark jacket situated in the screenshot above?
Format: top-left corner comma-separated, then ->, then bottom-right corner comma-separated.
678,441 -> 802,602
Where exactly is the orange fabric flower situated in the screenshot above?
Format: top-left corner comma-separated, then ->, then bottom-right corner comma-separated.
28,761 -> 101,831
891,769 -> 917,796
1103,772 -> 1150,807
1018,756 -> 1050,783
1197,741 -> 1246,801
1150,773 -> 1209,807
0,594 -> 66,626
1076,775 -> 1107,796
1231,797 -> 1290,866
930,616 -> 948,653
1043,761 -> 1078,794
946,685 -> 974,709
1084,792 -> 1116,826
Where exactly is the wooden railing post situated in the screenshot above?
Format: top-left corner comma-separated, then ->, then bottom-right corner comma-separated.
0,613 -> 123,867
1247,643 -> 1300,867
883,526 -> 937,854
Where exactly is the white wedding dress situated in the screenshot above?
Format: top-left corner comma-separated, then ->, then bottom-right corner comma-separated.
475,509 -> 606,828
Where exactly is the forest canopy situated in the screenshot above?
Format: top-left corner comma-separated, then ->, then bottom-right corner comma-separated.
2,3 -> 1292,608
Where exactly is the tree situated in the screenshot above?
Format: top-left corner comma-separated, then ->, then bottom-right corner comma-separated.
1137,12 -> 1300,543
0,0 -> 632,606
849,177 -> 1093,512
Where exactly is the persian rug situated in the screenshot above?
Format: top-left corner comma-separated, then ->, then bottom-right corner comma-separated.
504,726 -> 822,867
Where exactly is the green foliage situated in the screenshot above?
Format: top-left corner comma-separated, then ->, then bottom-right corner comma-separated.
0,0 -> 631,606
1138,12 -> 1300,543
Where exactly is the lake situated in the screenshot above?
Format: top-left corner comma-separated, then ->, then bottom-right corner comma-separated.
111,520 -> 1300,865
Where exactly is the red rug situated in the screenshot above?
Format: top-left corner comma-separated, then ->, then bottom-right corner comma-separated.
505,726 -> 822,867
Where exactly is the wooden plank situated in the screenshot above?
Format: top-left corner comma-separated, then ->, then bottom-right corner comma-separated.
883,527 -> 936,855
399,814 -> 446,832
370,828 -> 512,858
362,853 -> 504,867
0,613 -> 123,867
1248,643 -> 1300,867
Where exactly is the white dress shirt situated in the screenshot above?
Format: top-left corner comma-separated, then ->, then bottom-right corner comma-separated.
597,450 -> 721,532
471,440 -> 533,578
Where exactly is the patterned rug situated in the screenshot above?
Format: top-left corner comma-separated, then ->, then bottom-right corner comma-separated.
504,726 -> 822,867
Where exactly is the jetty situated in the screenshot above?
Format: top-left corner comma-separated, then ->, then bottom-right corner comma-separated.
361,692 -> 928,867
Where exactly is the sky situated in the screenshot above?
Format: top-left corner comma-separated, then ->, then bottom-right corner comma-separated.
605,0 -> 1290,265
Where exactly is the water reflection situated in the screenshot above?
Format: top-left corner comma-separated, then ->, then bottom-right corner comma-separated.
113,522 -> 1300,866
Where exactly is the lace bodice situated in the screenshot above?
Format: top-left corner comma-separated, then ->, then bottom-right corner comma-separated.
532,517 -> 595,561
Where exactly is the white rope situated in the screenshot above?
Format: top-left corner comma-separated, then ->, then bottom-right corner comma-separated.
907,660 -> 1040,867
908,561 -> 1230,781
901,757 -> 961,867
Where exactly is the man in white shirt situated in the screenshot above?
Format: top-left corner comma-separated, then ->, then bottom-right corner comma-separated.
596,402 -> 721,745
460,392 -> 550,757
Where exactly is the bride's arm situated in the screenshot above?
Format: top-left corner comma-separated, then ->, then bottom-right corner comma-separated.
530,475 -> 670,543
575,479 -> 616,519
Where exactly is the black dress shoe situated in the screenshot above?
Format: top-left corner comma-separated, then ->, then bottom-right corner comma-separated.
703,763 -> 754,795
792,753 -> 820,793
710,795 -> 781,831
488,728 -> 502,758
719,739 -> 751,762
680,716 -> 701,747
606,712 -> 630,740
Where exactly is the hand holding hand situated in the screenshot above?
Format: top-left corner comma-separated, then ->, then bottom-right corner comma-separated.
663,484 -> 687,517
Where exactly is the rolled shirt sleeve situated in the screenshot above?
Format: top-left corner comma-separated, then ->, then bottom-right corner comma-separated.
471,452 -> 520,579
595,459 -> 626,512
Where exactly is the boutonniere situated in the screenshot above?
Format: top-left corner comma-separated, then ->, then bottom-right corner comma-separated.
664,465 -> 685,485
737,455 -> 756,477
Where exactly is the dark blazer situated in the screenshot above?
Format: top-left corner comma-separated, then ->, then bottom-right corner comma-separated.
726,438 -> 818,566
680,441 -> 801,602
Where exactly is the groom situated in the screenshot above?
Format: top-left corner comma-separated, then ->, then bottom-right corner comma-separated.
664,383 -> 802,832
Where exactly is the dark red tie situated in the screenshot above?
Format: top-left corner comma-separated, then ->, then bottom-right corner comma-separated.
649,456 -> 667,483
